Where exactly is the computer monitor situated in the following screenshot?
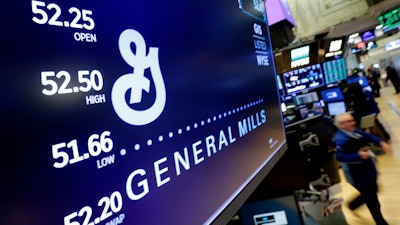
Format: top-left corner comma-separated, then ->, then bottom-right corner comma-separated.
322,58 -> 348,85
327,101 -> 347,116
294,91 -> 319,106
239,195 -> 304,225
320,87 -> 345,103
346,75 -> 369,87
300,101 -> 325,119
283,64 -> 325,95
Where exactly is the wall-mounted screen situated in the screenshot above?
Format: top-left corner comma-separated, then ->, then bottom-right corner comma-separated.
361,30 -> 375,42
283,64 -> 325,95
378,6 -> 400,33
279,41 -> 320,72
324,37 -> 347,59
322,58 -> 348,85
290,45 -> 310,68
347,33 -> 362,45
366,41 -> 377,50
1,1 -> 287,225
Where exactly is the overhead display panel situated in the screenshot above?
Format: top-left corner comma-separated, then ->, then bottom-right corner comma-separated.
279,41 -> 320,72
1,1 -> 286,225
324,37 -> 347,59
378,5 -> 400,33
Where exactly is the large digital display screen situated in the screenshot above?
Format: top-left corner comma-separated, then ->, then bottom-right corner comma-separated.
283,64 -> 325,95
322,58 -> 348,85
378,6 -> 400,33
324,37 -> 346,59
1,1 -> 286,225
279,41 -> 320,72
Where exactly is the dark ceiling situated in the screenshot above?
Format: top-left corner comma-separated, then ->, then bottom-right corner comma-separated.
326,0 -> 400,38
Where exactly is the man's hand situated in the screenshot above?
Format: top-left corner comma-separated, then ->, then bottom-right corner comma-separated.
380,141 -> 392,153
358,149 -> 371,159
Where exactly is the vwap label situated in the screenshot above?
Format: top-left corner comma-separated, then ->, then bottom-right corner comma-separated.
111,29 -> 166,126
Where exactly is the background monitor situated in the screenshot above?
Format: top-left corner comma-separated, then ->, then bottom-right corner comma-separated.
302,101 -> 325,119
327,101 -> 347,116
320,87 -> 345,103
283,64 -> 325,95
322,58 -> 348,85
366,41 -> 377,50
378,5 -> 400,33
351,47 -> 363,54
276,74 -> 286,97
278,41 -> 320,73
361,30 -> 375,42
347,75 -> 369,87
294,91 -> 319,106
324,37 -> 347,59
1,1 -> 287,225
239,195 -> 304,225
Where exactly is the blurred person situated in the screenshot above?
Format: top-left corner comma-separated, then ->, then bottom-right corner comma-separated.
366,65 -> 381,97
334,113 -> 391,225
360,88 -> 391,142
385,63 -> 400,94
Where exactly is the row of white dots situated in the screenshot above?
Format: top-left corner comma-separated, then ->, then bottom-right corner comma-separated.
130,99 -> 264,152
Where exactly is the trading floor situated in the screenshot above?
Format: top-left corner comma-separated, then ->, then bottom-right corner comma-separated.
338,84 -> 400,225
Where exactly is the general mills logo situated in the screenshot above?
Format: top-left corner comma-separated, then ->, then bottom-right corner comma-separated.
111,29 -> 166,125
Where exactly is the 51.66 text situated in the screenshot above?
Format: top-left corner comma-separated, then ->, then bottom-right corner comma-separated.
53,131 -> 113,169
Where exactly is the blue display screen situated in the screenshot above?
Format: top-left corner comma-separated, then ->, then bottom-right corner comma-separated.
347,75 -> 369,87
1,1 -> 286,225
320,87 -> 345,103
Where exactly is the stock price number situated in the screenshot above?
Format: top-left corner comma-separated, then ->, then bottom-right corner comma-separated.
53,131 -> 113,169
41,70 -> 103,96
32,0 -> 95,30
64,191 -> 124,225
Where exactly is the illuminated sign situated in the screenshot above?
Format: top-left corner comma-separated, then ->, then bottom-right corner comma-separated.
239,0 -> 267,22
378,6 -> 400,32
290,45 -> 310,68
385,39 -> 400,51
361,30 -> 375,42
325,38 -> 344,58
347,33 -> 362,45
366,41 -> 377,50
